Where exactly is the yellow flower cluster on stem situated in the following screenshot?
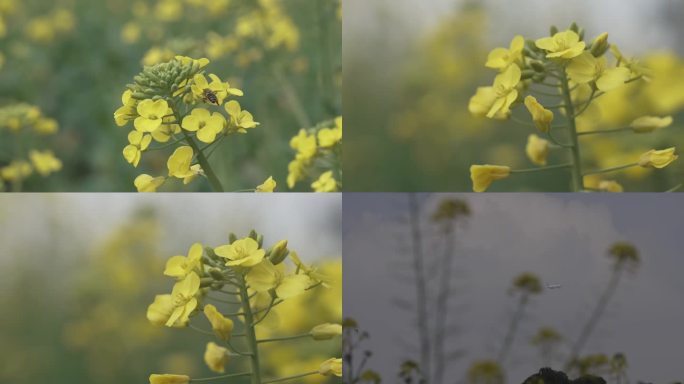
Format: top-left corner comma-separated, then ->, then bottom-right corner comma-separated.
145,230 -> 341,384
467,23 -> 679,192
114,56 -> 261,192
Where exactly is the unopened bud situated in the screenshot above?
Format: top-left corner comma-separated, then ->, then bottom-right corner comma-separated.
521,69 -> 536,80
550,25 -> 558,36
228,232 -> 237,244
530,61 -> 545,72
310,323 -> 343,340
590,32 -> 609,57
268,240 -> 289,265
569,22 -> 579,33
248,229 -> 258,241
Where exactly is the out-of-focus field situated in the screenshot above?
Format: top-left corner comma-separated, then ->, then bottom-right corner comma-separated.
0,0 -> 340,191
345,0 -> 684,191
0,194 -> 342,383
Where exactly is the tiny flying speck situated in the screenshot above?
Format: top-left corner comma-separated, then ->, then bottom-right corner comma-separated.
546,284 -> 562,289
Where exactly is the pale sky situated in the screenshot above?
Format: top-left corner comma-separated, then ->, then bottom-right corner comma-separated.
344,193 -> 684,383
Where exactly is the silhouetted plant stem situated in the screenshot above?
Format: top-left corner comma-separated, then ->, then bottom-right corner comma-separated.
567,267 -> 623,367
433,223 -> 455,384
408,194 -> 431,383
497,293 -> 530,364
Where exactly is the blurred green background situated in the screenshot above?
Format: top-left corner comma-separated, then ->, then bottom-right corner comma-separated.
0,194 -> 342,383
345,0 -> 684,191
0,0 -> 340,191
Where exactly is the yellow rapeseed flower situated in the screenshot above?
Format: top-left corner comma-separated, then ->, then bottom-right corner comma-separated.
134,174 -> 166,192
148,374 -> 190,384
123,130 -> 152,167
638,147 -> 678,168
535,30 -> 585,59
146,294 -> 181,327
630,116 -> 673,133
256,176 -> 276,192
311,170 -> 338,192
0,160 -> 32,181
225,100 -> 258,133
114,90 -> 137,127
203,304 -> 234,341
135,99 -> 168,132
566,52 -> 630,92
181,108 -> 226,143
523,96 -> 554,133
214,237 -> 265,267
191,73 -> 243,105
166,272 -> 201,327
525,134 -> 549,166
317,123 -> 342,148
164,243 -> 203,279
319,358 -> 343,377
476,64 -> 521,119
245,260 -> 311,299
167,146 -> 194,178
34,117 -> 59,135
290,129 -> 317,160
485,35 -> 524,70
29,150 -> 62,176
470,164 -> 511,192
204,342 -> 229,373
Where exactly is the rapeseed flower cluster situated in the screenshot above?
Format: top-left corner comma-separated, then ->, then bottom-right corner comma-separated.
0,103 -> 62,191
115,56 -> 270,192
287,117 -> 342,192
469,23 -> 679,192
146,230 -> 342,383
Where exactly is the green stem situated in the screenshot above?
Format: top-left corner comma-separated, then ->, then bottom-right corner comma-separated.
262,371 -> 319,384
182,131 -> 224,191
257,333 -> 310,344
510,163 -> 573,173
583,163 -> 639,176
577,127 -> 632,136
238,275 -> 262,384
559,69 -> 584,191
190,372 -> 252,382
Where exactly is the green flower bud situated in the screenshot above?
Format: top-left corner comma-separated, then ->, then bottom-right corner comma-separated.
521,69 -> 536,80
268,240 -> 289,265
550,25 -> 558,35
248,229 -> 258,241
310,323 -> 343,340
204,246 -> 218,260
530,61 -> 545,72
256,234 -> 264,248
569,22 -> 579,33
200,277 -> 214,288
208,268 -> 224,280
590,32 -> 609,57
228,232 -> 237,244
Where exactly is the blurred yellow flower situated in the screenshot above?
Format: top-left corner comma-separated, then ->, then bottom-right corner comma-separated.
181,108 -> 225,144
524,96 -> 554,133
121,22 -> 141,44
638,147 -> 678,168
598,180 -> 623,192
630,115 -> 673,133
225,100 -> 258,133
29,149 -> 62,176
485,35 -> 524,70
310,323 -> 342,340
256,176 -> 276,192
123,131 -> 152,167
134,174 -> 165,192
317,121 -> 342,148
149,374 -> 190,384
135,99 -> 168,132
470,164 -> 511,192
203,304 -> 234,341
166,272 -> 201,327
164,243 -> 203,279
525,134 -> 549,166
34,117 -> 59,134
147,294 -> 179,327
318,358 -> 342,377
215,237 -> 265,267
311,171 -> 337,192
567,52 -> 630,92
246,260 -> 311,299
535,30 -> 585,59
0,160 -> 32,181
290,129 -> 317,159
203,342 -> 229,373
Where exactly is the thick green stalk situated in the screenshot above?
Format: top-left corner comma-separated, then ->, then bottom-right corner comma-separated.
238,275 -> 262,384
182,132 -> 224,192
559,69 -> 584,191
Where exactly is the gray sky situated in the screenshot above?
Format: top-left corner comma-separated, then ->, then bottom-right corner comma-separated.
343,193 -> 684,383
345,0 -> 684,61
0,194 -> 342,272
